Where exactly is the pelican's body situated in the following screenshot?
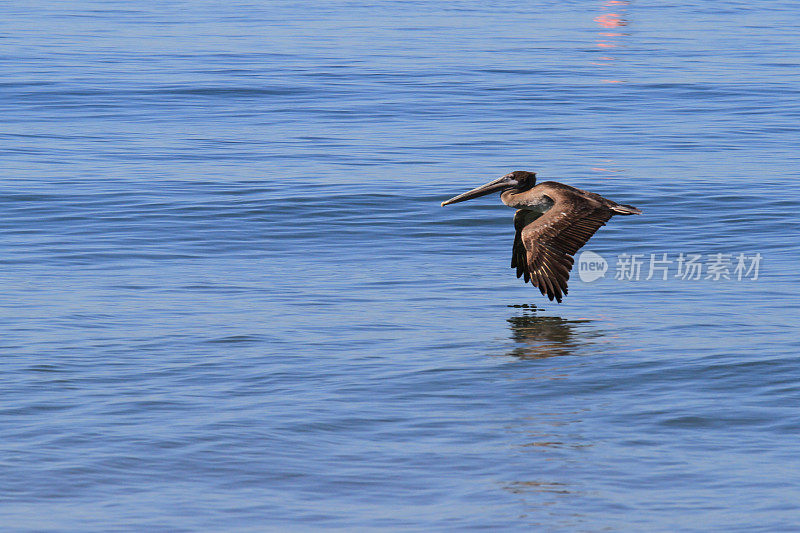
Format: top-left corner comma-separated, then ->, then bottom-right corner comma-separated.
441,171 -> 641,303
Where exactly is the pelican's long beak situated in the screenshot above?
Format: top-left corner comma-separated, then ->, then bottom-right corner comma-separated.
441,175 -> 519,206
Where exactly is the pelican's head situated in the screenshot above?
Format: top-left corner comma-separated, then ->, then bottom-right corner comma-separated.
441,171 -> 536,206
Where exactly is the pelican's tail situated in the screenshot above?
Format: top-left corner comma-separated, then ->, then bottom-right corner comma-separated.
611,203 -> 642,215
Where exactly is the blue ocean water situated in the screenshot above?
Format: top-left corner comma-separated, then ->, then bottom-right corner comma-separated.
2,1 -> 800,530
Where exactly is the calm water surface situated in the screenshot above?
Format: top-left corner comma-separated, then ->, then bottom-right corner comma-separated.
2,1 -> 800,530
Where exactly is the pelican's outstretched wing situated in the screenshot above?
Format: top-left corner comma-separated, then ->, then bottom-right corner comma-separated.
511,209 -> 543,282
512,185 -> 615,302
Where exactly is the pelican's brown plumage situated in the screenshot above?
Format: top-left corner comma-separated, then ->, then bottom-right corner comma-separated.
441,170 -> 642,303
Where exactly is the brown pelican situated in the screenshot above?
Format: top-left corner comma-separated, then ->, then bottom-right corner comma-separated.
441,171 -> 641,302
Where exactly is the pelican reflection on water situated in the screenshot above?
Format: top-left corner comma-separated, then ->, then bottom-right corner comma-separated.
507,311 -> 594,359
442,171 -> 642,302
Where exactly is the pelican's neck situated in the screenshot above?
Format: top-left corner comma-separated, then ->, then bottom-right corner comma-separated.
501,188 -> 553,213
500,189 -> 522,207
